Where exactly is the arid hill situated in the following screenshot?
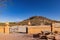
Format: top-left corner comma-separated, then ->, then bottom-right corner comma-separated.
18,16 -> 60,26
0,16 -> 60,26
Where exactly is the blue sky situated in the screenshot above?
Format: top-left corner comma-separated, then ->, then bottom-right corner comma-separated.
0,0 -> 60,22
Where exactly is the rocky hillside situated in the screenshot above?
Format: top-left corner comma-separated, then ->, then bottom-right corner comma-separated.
18,16 -> 60,26
0,16 -> 60,26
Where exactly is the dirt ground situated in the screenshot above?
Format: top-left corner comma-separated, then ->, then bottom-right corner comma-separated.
0,33 -> 37,40
0,33 -> 60,40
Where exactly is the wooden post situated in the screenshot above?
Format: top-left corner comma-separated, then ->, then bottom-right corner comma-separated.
26,27 -> 28,34
51,22 -> 55,34
52,22 -> 55,33
51,23 -> 53,34
4,26 -> 5,33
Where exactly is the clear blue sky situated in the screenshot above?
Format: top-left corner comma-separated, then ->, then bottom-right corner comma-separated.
0,0 -> 60,22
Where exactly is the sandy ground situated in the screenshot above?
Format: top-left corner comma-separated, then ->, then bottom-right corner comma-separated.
0,33 -> 37,40
0,33 -> 60,40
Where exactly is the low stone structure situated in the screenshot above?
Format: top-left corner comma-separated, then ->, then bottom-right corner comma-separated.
0,22 -> 60,34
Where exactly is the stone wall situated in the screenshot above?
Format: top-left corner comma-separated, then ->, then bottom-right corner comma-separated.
28,25 -> 51,34
0,22 -> 60,34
